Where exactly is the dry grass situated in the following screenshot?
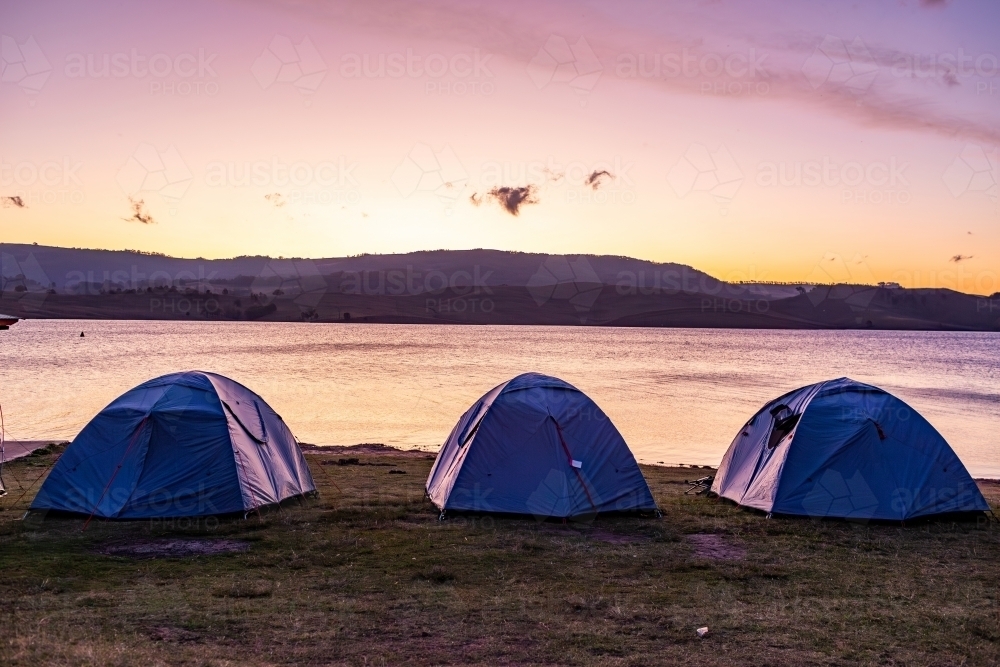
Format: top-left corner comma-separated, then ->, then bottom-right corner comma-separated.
1,444 -> 999,666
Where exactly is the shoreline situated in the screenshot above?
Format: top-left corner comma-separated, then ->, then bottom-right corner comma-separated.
3,284 -> 999,331
13,440 -> 1000,480
1,440 -> 69,462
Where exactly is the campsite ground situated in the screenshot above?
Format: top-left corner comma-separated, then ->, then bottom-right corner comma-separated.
1,443 -> 999,667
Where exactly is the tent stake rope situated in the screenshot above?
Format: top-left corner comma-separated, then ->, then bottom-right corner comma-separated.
2,408 -> 63,507
0,402 -> 6,495
11,466 -> 54,508
293,436 -> 339,495
311,451 -> 343,496
83,416 -> 148,531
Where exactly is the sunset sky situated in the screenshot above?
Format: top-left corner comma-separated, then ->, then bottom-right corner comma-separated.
1,0 -> 998,292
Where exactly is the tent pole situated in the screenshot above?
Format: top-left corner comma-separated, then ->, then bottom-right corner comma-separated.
0,402 -> 6,496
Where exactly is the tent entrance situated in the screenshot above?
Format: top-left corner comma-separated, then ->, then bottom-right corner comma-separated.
548,416 -> 598,515
767,404 -> 800,449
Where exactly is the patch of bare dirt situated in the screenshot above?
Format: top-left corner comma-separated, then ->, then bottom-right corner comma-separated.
302,443 -> 435,459
536,525 -> 649,544
585,528 -> 650,545
685,533 -> 746,561
149,626 -> 202,643
95,538 -> 250,559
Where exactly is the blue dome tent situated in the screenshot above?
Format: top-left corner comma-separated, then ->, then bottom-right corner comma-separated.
427,373 -> 657,518
31,371 -> 316,519
711,378 -> 988,520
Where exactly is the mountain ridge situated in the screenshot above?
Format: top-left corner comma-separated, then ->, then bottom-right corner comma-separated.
1,244 -> 997,330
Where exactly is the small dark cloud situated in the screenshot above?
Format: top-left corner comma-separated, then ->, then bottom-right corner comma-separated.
921,0 -> 950,6
471,185 -> 540,216
1,195 -> 25,208
584,170 -> 613,190
543,168 -> 564,184
949,254 -> 973,262
122,196 -> 155,224
265,193 -> 285,207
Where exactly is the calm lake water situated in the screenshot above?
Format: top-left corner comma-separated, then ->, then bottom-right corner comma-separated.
1,320 -> 998,476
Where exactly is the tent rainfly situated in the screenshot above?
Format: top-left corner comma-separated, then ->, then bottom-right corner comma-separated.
31,371 -> 315,519
711,377 -> 989,520
426,373 -> 658,518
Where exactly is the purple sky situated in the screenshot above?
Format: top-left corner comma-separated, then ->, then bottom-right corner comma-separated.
1,0 -> 998,291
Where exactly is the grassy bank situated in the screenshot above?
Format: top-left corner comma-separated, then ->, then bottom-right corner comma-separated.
1,444 -> 999,666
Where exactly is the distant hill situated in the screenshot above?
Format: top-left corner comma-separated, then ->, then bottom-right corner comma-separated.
0,243 -> 725,291
1,243 -> 997,330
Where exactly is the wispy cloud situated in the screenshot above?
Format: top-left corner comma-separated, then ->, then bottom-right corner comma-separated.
585,170 -> 612,190
270,0 -> 1000,144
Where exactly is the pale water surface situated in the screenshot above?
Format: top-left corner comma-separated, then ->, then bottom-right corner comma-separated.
1,321 -> 998,476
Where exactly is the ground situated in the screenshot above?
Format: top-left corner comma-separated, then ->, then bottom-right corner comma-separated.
1,443 -> 999,666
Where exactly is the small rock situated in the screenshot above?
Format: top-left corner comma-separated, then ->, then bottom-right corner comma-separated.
697,626 -> 709,638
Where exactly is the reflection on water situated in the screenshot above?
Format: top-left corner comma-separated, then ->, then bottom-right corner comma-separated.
1,320 -> 997,476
